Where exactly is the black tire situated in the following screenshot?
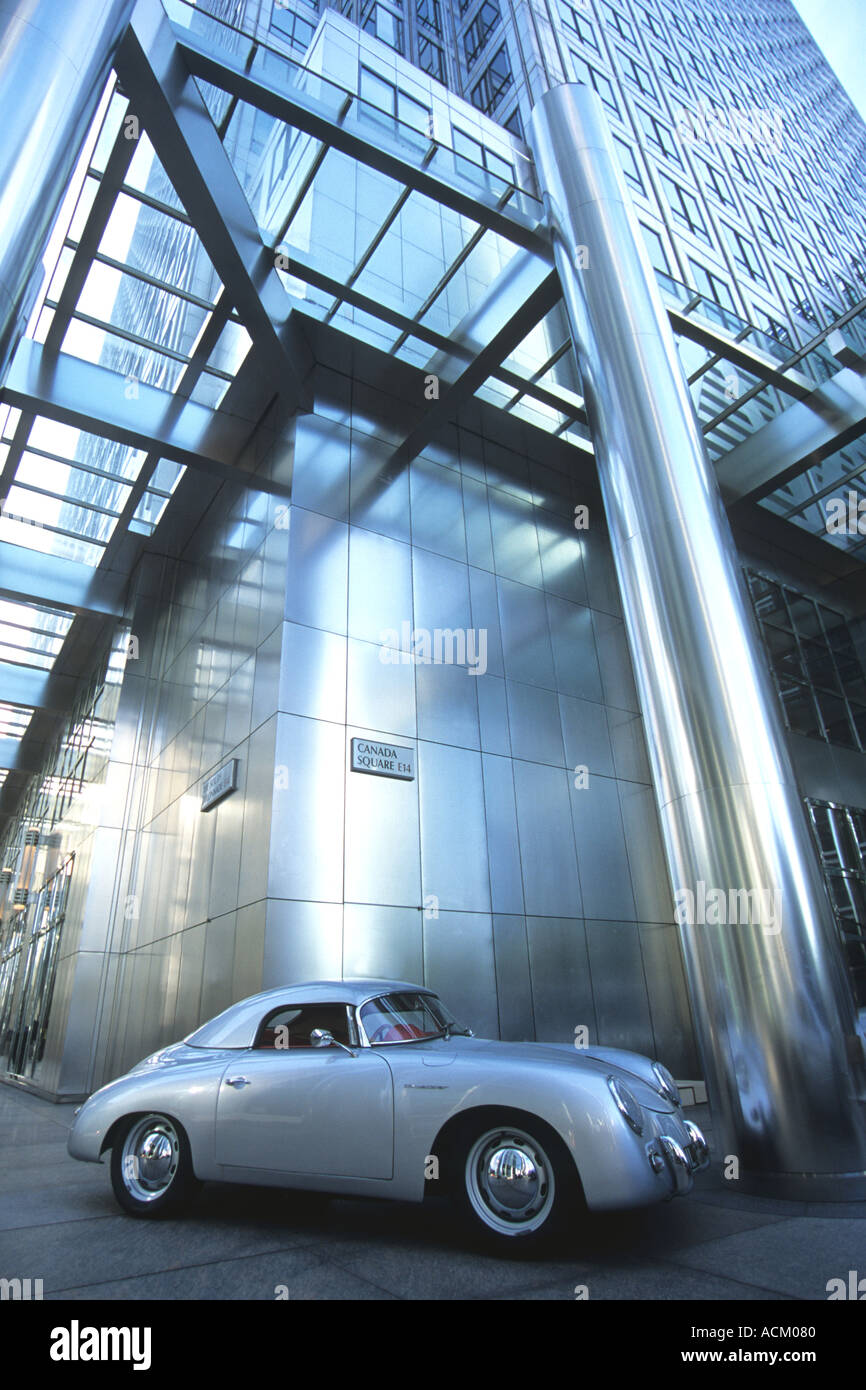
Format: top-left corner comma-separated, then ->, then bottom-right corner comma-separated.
453,1114 -> 583,1253
110,1113 -> 200,1218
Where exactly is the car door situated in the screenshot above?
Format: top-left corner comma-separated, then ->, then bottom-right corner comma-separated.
214,1001 -> 394,1179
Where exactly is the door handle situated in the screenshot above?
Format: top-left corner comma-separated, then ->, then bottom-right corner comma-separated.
226,1076 -> 250,1088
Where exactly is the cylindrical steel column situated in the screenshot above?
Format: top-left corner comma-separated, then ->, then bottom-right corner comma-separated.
0,0 -> 136,376
528,83 -> 866,1190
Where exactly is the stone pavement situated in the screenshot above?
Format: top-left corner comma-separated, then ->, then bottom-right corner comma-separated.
1,1083 -> 863,1300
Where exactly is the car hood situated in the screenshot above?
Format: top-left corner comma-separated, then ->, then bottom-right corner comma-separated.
412,1036 -> 677,1113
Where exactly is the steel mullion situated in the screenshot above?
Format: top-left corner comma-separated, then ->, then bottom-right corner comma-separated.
44,125 -> 140,358
323,186 -> 414,327
390,222 -> 490,356
9,479 -> 129,523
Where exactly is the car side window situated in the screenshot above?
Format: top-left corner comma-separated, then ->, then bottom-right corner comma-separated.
254,1003 -> 352,1050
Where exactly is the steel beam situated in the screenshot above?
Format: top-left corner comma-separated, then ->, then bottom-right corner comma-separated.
716,363 -> 866,505
2,340 -> 290,499
0,543 -> 125,619
400,260 -> 562,460
175,33 -> 551,259
114,8 -> 312,409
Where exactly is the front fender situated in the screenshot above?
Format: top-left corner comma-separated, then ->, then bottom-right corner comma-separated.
67,1059 -> 228,1178
392,1061 -> 694,1210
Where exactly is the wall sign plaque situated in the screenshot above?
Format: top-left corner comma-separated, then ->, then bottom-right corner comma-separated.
201,758 -> 239,811
350,738 -> 415,781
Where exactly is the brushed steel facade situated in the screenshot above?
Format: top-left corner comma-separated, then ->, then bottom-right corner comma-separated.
76,339 -> 696,1095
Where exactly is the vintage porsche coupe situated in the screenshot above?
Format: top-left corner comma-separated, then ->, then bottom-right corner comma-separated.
68,978 -> 709,1247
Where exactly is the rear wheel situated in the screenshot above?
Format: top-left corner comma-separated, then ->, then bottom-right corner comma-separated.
110,1113 -> 199,1218
455,1117 -> 582,1252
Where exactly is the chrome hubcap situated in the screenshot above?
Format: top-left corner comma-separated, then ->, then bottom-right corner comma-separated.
121,1116 -> 180,1202
465,1128 -> 554,1235
485,1145 -> 540,1211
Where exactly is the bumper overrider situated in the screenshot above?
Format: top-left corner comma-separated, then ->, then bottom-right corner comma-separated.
647,1120 -> 710,1195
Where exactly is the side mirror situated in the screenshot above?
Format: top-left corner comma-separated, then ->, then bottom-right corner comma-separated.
310,1028 -> 355,1056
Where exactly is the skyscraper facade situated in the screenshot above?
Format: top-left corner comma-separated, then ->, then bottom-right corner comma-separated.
1,0 -> 865,1187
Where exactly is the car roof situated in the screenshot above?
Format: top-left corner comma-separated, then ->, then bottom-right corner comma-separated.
240,978 -> 433,1008
184,978 -> 437,1049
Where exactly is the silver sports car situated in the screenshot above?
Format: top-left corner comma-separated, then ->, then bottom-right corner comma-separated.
68,978 -> 709,1248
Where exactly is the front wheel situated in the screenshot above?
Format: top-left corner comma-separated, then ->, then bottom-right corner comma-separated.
110,1113 -> 200,1217
456,1120 -> 582,1251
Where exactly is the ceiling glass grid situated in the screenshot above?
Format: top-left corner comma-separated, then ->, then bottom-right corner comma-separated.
1,10 -> 862,602
0,600 -> 75,674
180,10 -> 861,454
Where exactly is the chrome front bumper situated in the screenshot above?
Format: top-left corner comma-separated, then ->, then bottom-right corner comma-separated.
648,1120 -> 710,1196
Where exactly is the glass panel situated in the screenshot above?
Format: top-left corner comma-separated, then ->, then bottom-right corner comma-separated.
77,262 -> 209,358
62,320 -> 186,392
0,512 -> 104,566
98,194 -> 217,300
14,458 -> 133,518
4,486 -> 118,545
354,190 -> 470,318
816,691 -> 856,747
0,705 -> 34,740
124,134 -> 185,214
278,149 -> 403,284
420,226 -> 514,337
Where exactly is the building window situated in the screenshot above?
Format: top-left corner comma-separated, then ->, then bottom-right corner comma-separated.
619,52 -> 656,99
363,4 -> 403,50
640,222 -> 670,275
560,1 -> 599,50
746,197 -> 783,249
785,271 -> 817,326
660,174 -> 710,242
416,0 -> 442,35
270,3 -> 317,51
694,154 -> 734,208
723,225 -> 768,284
470,45 -> 512,115
806,800 -> 866,1009
652,48 -> 689,92
418,35 -> 445,81
635,2 -> 665,40
600,0 -> 637,46
463,1 -> 500,66
502,106 -> 523,140
760,313 -> 794,351
613,135 -> 644,194
572,57 -> 620,117
728,147 -> 756,187
797,238 -> 831,290
683,46 -> 709,82
747,571 -> 866,754
359,67 -> 430,134
636,107 -> 682,164
688,258 -> 735,311
452,126 -> 514,185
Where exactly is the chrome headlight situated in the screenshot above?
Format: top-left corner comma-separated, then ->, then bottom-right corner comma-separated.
652,1061 -> 680,1106
608,1076 -> 644,1134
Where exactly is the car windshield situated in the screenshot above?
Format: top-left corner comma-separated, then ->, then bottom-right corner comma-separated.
359,991 -> 463,1045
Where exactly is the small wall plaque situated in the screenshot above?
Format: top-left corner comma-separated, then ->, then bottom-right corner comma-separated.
201,758 -> 239,811
351,738 -> 415,781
